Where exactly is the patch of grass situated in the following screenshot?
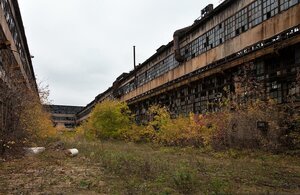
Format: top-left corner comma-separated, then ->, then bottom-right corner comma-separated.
172,166 -> 197,194
79,179 -> 92,189
208,178 -> 230,195
1,140 -> 299,194
75,140 -> 300,194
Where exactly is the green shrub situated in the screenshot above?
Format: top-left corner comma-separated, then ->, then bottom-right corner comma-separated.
85,100 -> 132,139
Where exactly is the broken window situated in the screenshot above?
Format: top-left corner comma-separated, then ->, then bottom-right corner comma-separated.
235,8 -> 248,35
201,35 -> 207,53
280,0 -> 299,11
256,61 -> 265,75
191,39 -> 198,58
205,28 -> 215,49
262,0 -> 279,20
249,0 -> 263,28
214,23 -> 224,46
225,15 -> 235,40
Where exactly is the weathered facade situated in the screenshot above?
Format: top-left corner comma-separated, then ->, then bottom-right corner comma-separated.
0,0 -> 37,90
77,0 -> 300,123
0,0 -> 37,131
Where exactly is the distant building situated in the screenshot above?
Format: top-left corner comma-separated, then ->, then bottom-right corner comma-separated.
45,105 -> 84,129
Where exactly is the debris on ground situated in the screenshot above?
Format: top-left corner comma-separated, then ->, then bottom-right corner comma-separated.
23,147 -> 45,155
65,148 -> 79,157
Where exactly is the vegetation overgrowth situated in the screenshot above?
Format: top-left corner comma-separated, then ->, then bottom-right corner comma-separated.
74,98 -> 299,151
74,67 -> 300,151
0,81 -> 56,157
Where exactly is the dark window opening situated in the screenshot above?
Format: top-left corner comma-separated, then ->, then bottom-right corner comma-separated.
267,11 -> 271,19
241,25 -> 246,32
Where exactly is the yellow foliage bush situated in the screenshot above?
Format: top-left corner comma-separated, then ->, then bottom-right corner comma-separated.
146,105 -> 213,147
74,120 -> 96,141
77,102 -> 219,147
76,98 -> 299,150
83,100 -> 132,140
20,94 -> 56,140
121,124 -> 156,143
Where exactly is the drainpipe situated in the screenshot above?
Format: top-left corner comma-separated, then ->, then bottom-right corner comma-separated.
173,26 -> 192,63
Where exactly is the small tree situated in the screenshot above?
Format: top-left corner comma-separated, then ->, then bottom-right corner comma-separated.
20,90 -> 56,140
87,100 -> 132,139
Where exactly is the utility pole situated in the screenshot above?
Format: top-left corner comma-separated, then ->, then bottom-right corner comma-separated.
133,45 -> 137,89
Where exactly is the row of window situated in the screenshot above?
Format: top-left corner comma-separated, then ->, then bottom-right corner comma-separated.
183,0 -> 299,63
118,0 -> 299,96
52,116 -> 76,121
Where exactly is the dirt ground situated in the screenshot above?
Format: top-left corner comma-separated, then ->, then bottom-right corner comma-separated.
0,150 -> 107,195
1,141 -> 300,195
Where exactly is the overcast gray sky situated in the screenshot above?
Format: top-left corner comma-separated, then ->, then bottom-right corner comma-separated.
19,0 -> 220,106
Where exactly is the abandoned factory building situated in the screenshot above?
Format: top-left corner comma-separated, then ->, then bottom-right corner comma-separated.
51,0 -> 300,126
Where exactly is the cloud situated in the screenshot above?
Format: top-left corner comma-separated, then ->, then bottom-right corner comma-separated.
19,0 -> 219,106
